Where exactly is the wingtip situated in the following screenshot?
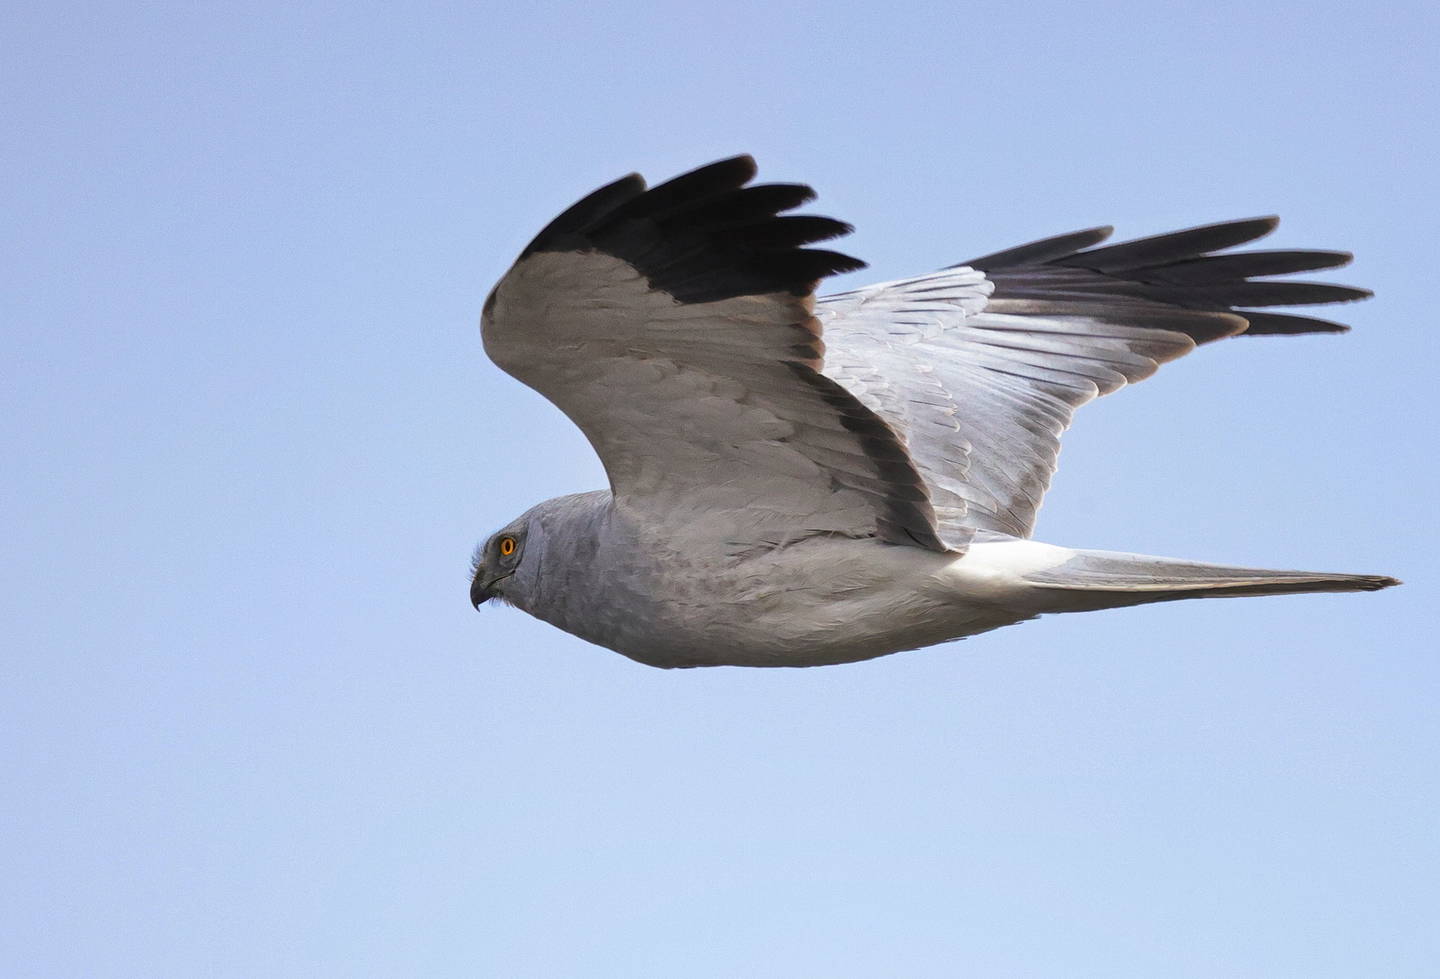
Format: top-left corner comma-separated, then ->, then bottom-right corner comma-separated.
615,172 -> 647,197
1308,282 -> 1374,303
802,249 -> 869,279
956,224 -> 1116,270
1247,215 -> 1282,242
1235,215 -> 1281,237
1361,575 -> 1402,590
1192,214 -> 1282,245
714,153 -> 758,182
1236,311 -> 1357,335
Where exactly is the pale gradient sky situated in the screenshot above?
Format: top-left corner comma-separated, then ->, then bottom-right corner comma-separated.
4,1 -> 1437,976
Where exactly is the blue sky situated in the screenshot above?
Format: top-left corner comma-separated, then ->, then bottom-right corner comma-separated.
4,1 -> 1436,975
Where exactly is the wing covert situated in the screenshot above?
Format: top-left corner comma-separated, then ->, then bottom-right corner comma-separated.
482,157 -> 949,552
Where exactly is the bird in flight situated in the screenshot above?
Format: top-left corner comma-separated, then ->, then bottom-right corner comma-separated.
471,155 -> 1397,668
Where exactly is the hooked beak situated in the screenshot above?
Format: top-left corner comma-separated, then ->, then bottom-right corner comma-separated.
470,575 -> 493,610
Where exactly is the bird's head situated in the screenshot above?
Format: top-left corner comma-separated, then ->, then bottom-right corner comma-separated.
469,516 -> 532,610
468,492 -> 606,613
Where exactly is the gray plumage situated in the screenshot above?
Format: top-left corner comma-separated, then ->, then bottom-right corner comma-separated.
470,156 -> 1397,668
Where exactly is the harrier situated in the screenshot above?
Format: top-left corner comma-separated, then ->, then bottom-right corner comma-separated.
471,156 -> 1396,667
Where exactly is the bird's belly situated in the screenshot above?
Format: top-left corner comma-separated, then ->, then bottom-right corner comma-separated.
592,539 -> 1033,668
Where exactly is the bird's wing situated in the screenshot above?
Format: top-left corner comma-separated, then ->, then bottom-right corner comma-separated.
819,218 -> 1370,540
482,156 -> 948,552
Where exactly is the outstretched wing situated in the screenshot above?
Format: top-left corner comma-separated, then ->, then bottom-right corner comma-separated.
820,218 -> 1370,540
482,156 -> 947,551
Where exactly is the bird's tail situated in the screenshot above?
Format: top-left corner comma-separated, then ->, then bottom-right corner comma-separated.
1020,548 -> 1399,612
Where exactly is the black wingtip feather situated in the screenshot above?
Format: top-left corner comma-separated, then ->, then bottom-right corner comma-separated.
679,184 -> 818,228
611,155 -> 757,221
1140,249 -> 1354,284
958,226 -> 1114,270
519,172 -> 646,258
1236,312 -> 1353,335
978,214 -> 1370,341
1167,280 -> 1373,307
520,156 -> 862,303
1054,216 -> 1280,271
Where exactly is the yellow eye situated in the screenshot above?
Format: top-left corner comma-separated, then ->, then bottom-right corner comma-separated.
499,536 -> 517,557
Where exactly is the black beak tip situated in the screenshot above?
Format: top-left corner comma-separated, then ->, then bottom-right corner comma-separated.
469,579 -> 489,610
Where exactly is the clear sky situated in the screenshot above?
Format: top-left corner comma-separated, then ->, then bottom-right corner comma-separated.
4,1 -> 1436,975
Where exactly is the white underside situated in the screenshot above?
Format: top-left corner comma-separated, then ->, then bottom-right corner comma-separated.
577,536 -> 1080,669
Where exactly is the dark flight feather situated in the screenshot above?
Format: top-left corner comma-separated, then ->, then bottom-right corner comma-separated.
1052,216 -> 1281,271
959,227 -> 1114,270
517,155 -> 866,304
964,216 -> 1370,339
